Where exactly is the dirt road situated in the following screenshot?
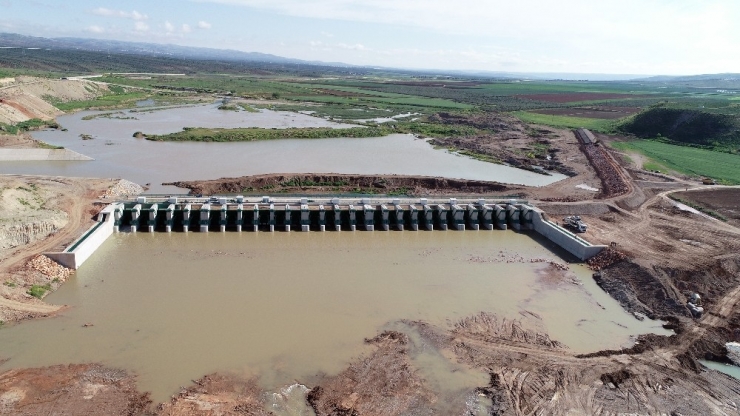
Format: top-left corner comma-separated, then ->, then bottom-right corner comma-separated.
0,175 -> 115,322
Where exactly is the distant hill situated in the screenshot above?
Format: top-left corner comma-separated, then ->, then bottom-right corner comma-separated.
619,107 -> 740,152
638,73 -> 740,82
0,33 -> 351,68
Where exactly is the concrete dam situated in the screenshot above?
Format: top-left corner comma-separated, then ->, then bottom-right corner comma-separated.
46,196 -> 606,270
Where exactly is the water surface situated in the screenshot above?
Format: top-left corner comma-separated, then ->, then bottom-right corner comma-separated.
1,105 -> 566,192
0,231 -> 668,403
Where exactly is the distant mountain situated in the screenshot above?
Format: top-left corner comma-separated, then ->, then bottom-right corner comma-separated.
0,32 -> 352,68
1,32 -> 736,83
638,73 -> 740,82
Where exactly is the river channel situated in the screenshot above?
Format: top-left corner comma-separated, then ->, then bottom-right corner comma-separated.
1,103 -> 567,193
0,231 -> 670,404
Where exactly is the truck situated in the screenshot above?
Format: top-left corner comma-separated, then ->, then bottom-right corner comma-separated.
563,216 -> 588,233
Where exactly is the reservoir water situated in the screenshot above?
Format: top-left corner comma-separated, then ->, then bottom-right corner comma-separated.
0,231 -> 669,403
2,104 -> 567,193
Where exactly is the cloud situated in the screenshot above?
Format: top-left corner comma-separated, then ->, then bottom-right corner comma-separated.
337,43 -> 366,51
92,8 -> 148,21
182,23 -> 192,33
86,25 -> 105,34
164,21 -> 175,32
197,21 -> 212,29
134,21 -> 150,32
193,0 -> 740,46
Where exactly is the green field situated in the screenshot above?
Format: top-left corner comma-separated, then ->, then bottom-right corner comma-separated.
52,91 -> 150,111
610,140 -> 740,184
511,111 -> 616,131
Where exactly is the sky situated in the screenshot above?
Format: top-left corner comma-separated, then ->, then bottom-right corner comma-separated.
1,0 -> 739,76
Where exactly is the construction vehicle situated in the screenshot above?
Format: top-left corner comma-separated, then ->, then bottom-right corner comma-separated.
687,292 -> 704,318
563,216 -> 588,233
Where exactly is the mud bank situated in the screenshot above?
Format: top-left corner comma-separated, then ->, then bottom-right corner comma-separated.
164,173 -> 520,196
3,312 -> 738,415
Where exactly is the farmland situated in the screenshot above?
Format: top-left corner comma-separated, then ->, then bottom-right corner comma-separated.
610,139 -> 740,184
511,111 -> 617,131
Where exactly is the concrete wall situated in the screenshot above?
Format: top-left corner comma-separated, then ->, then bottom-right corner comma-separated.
0,149 -> 93,161
530,207 -> 606,261
46,205 -> 115,269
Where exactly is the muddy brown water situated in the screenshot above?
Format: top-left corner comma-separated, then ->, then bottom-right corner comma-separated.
2,104 -> 567,192
0,231 -> 669,405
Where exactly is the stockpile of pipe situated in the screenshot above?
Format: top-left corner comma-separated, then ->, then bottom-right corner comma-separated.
581,144 -> 629,198
586,248 -> 628,271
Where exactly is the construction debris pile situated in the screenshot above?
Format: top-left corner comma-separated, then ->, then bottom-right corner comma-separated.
27,254 -> 73,281
586,248 -> 628,271
100,179 -> 144,199
581,144 -> 629,198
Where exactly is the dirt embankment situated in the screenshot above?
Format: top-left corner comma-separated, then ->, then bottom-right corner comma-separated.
0,76 -> 108,124
0,364 -> 151,415
427,112 -> 579,177
0,176 -> 132,324
165,174 -> 519,196
0,133 -> 49,149
7,310 -> 738,415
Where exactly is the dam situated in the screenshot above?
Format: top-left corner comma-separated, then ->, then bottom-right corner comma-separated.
46,196 -> 607,270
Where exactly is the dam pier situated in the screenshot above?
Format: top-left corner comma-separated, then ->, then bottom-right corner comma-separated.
45,196 -> 606,270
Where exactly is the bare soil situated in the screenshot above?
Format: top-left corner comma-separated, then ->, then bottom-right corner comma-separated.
165,174 -> 519,197
672,188 -> 740,227
0,76 -> 108,124
531,106 -> 642,119
0,175 -> 119,324
516,93 -> 646,103
0,364 -> 152,416
426,112 -> 582,177
0,133 -> 44,149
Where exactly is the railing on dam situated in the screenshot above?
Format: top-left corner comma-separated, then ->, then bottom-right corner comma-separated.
46,196 -> 606,270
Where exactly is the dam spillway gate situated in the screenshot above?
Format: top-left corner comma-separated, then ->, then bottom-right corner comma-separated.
45,196 -> 607,271
113,196 -> 528,233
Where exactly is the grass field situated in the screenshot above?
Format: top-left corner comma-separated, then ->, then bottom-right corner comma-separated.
53,91 -> 150,111
511,111 -> 617,131
610,140 -> 740,184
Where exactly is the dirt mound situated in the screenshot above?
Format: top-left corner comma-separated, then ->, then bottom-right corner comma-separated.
596,260 -> 690,319
158,373 -> 269,415
0,364 -> 151,415
0,77 -> 108,124
307,330 -> 437,416
451,312 -> 565,349
0,94 -> 60,123
165,174 -> 515,196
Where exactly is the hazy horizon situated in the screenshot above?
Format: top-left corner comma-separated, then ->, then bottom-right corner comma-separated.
1,0 -> 738,76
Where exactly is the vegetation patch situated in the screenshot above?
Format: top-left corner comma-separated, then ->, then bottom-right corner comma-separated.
27,283 -> 52,299
610,140 -> 740,184
618,107 -> 740,153
0,118 -> 59,134
511,111 -> 616,131
144,126 -> 392,142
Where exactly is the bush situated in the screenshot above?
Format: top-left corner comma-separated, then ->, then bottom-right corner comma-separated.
27,284 -> 52,299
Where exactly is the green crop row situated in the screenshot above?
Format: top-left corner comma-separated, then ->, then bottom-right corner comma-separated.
511,111 -> 617,131
610,140 -> 740,184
